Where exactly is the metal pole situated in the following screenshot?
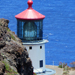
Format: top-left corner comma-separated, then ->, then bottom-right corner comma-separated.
53,61 -> 54,67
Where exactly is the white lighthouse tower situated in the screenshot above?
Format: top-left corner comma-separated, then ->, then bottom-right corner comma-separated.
15,0 -> 56,75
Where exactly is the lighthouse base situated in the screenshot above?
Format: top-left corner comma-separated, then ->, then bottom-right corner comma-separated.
34,68 -> 56,75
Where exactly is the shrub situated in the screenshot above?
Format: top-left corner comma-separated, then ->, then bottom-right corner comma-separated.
64,66 -> 70,71
70,61 -> 75,68
58,62 -> 67,68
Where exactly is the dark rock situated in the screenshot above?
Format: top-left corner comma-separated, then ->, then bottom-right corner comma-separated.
0,61 -> 5,75
0,41 -> 6,49
3,34 -> 11,42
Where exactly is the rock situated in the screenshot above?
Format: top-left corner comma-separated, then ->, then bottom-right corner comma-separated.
0,18 -> 33,75
0,61 -> 5,75
3,34 -> 11,42
0,18 -> 9,27
0,41 -> 6,49
0,53 -> 4,61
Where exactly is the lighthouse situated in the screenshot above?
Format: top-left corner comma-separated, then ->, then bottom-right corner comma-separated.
15,0 -> 56,75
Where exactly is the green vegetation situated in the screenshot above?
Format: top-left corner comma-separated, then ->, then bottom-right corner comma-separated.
2,61 -> 10,72
63,66 -> 69,71
7,28 -> 10,32
58,62 -> 67,68
58,64 -> 62,68
63,68 -> 69,75
7,28 -> 16,40
7,73 -> 15,75
0,23 -> 1,25
70,61 -> 75,68
63,71 -> 68,74
59,62 -> 69,75
2,61 -> 18,75
10,34 -> 16,40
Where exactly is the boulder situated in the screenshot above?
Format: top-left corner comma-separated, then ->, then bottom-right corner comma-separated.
0,61 -> 5,75
0,41 -> 6,49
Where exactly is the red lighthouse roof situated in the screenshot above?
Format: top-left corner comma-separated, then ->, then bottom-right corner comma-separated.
15,0 -> 45,20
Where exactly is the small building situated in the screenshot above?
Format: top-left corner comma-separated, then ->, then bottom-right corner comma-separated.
15,0 -> 56,75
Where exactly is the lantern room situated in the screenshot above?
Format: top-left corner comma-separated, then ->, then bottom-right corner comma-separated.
15,0 -> 45,41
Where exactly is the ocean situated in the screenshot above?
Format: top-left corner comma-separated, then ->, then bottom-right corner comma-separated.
0,0 -> 75,66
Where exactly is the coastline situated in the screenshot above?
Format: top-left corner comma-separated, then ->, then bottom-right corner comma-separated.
46,65 -> 75,75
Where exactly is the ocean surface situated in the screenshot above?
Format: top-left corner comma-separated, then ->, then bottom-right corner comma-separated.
0,0 -> 75,66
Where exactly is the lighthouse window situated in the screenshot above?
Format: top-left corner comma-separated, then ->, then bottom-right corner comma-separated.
40,60 -> 43,67
23,21 -> 37,41
40,46 -> 42,49
29,46 -> 32,49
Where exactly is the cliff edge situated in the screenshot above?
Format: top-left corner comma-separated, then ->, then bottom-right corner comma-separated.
0,18 -> 33,75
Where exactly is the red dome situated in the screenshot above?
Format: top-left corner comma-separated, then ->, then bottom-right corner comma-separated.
15,0 -> 45,20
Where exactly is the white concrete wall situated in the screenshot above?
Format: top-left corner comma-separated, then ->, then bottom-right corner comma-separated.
23,44 -> 45,71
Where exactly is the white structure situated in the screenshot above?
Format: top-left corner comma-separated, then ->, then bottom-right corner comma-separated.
23,40 -> 48,72
15,0 -> 56,75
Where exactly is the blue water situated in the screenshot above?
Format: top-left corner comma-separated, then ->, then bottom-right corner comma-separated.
0,0 -> 75,66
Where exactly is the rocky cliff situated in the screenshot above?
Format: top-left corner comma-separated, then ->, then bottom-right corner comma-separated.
0,18 -> 33,75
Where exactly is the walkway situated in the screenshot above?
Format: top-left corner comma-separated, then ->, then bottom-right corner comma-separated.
46,65 -> 63,75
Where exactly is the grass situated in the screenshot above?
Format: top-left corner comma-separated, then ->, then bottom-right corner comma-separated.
2,61 -> 18,74
7,27 -> 16,40
7,73 -> 15,75
2,61 -> 10,72
63,71 -> 68,74
0,23 -> 1,25
7,28 -> 10,32
10,34 -> 16,40
63,66 -> 69,75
